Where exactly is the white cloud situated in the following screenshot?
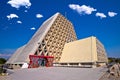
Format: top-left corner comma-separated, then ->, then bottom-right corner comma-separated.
108,12 -> 117,17
0,53 -> 12,58
7,14 -> 19,20
96,12 -> 106,19
30,27 -> 36,30
7,0 -> 31,9
69,4 -> 97,15
0,49 -> 16,59
24,10 -> 28,12
17,21 -> 22,24
36,14 -> 43,18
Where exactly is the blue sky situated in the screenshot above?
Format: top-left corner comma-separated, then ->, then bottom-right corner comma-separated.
0,0 -> 120,58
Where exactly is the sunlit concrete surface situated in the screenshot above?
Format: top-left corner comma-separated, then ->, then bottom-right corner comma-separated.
1,67 -> 120,80
7,67 -> 107,80
0,75 -> 11,80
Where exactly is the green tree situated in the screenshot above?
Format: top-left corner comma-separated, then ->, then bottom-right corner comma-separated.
0,58 -> 6,64
108,57 -> 120,63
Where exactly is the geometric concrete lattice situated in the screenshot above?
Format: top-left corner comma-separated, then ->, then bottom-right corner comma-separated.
34,13 -> 77,62
6,12 -> 77,65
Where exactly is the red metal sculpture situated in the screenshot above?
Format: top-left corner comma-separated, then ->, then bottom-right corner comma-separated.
28,55 -> 54,68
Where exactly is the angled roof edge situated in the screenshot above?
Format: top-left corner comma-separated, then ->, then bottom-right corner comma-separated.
6,45 -> 26,64
11,12 -> 60,63
28,12 -> 60,55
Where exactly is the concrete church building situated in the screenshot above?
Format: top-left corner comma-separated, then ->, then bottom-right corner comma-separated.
6,12 -> 108,69
59,36 -> 108,67
6,12 -> 77,68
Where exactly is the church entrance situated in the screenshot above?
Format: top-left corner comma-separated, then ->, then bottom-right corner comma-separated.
28,55 -> 54,68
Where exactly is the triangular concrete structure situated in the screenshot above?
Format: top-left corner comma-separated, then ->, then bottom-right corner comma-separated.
7,12 -> 77,66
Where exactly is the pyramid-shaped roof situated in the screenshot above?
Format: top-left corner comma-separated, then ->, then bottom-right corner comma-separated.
7,12 -> 60,63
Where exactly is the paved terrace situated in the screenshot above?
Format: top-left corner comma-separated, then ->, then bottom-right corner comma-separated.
1,67 -> 107,80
